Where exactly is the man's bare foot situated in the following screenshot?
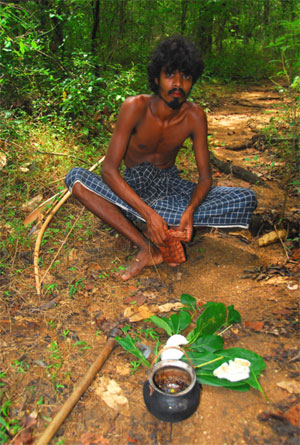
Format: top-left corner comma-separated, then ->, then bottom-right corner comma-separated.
119,245 -> 164,281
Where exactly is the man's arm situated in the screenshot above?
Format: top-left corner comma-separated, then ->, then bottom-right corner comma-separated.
101,97 -> 169,246
176,106 -> 212,241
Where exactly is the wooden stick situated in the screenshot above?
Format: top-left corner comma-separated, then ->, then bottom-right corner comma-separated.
274,225 -> 289,260
40,207 -> 85,287
37,150 -> 89,164
34,156 -> 105,295
35,333 -> 118,445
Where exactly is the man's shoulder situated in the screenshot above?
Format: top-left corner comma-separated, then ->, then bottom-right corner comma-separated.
184,101 -> 207,126
122,94 -> 152,110
185,101 -> 205,117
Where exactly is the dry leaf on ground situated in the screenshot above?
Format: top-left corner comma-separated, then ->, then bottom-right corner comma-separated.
244,320 -> 264,331
158,302 -> 183,312
124,304 -> 155,322
0,152 -> 7,168
22,194 -> 44,211
277,380 -> 300,394
95,376 -> 130,417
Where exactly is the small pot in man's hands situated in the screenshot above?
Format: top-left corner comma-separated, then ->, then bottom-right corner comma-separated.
143,359 -> 201,423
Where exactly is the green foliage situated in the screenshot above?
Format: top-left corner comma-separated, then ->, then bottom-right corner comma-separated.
69,278 -> 85,298
0,400 -> 21,443
1,0 -> 298,118
188,302 -> 227,341
0,376 -> 22,443
180,293 -> 197,312
194,347 -> 266,393
116,332 -> 151,368
264,9 -> 300,212
188,334 -> 224,353
11,360 -> 29,374
73,341 -> 91,352
227,305 -> 242,325
117,294 -> 266,394
150,310 -> 192,336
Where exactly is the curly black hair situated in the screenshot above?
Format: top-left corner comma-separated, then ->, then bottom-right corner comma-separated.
147,35 -> 204,94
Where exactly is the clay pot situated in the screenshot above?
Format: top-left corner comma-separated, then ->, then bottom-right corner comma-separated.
143,359 -> 201,423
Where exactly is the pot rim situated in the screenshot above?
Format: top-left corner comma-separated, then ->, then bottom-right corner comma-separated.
148,359 -> 196,397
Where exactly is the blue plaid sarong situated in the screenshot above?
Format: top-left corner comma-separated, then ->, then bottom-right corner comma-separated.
65,163 -> 257,229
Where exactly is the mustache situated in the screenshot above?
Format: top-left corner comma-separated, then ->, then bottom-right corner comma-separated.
168,87 -> 185,96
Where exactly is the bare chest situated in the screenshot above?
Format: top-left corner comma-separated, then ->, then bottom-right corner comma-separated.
129,111 -> 191,154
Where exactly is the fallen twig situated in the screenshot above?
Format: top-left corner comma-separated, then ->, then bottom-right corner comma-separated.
11,239 -> 19,269
274,225 -> 289,260
40,207 -> 85,287
34,156 -> 105,296
37,150 -> 88,164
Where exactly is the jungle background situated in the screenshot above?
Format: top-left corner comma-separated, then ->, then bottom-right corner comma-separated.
0,0 -> 299,444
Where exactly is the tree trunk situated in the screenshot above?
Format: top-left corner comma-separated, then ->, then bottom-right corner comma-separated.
195,3 -> 213,55
180,0 -> 188,34
91,0 -> 100,75
39,0 -> 64,58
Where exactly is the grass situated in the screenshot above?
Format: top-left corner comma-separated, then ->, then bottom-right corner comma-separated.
0,372 -> 22,443
0,109 -> 109,281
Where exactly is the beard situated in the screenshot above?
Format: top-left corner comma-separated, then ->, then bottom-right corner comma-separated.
165,97 -> 183,109
159,87 -> 189,110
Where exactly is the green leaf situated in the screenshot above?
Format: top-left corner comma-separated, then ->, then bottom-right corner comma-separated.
227,305 -> 241,324
19,39 -> 25,55
169,311 -> 191,334
149,315 -> 173,336
199,303 -> 227,334
187,303 -> 227,342
188,335 -> 224,353
187,351 -> 221,369
180,293 -> 196,311
178,310 -> 192,332
196,372 -> 250,391
115,335 -> 150,367
169,313 -> 180,333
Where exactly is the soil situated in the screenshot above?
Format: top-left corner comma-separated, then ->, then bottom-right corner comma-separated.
1,83 -> 299,445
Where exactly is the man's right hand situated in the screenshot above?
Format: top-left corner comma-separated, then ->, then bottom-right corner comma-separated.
145,212 -> 168,247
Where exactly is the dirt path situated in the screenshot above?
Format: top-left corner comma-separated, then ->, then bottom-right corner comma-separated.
1,84 -> 299,445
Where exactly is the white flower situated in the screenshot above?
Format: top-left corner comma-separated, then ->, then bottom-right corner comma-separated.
161,334 -> 188,360
213,358 -> 251,382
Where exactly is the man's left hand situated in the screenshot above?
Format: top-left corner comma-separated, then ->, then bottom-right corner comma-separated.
173,210 -> 193,242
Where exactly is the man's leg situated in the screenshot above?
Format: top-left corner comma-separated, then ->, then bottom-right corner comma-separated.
72,182 -> 163,280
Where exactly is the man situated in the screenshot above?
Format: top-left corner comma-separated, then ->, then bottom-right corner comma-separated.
65,36 -> 257,280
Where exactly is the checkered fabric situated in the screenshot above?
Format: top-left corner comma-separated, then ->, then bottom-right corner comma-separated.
65,162 -> 257,229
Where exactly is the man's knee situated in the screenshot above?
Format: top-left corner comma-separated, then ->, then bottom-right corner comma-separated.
65,167 -> 87,196
65,167 -> 84,185
72,181 -> 85,199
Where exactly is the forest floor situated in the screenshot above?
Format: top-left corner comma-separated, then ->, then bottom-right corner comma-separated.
1,83 -> 299,445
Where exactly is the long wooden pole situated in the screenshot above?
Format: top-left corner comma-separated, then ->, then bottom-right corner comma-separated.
35,330 -> 119,445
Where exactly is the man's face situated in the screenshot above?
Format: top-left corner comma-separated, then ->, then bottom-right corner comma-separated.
156,68 -> 193,110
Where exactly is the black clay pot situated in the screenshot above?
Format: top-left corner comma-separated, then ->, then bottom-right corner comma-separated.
143,360 -> 201,423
